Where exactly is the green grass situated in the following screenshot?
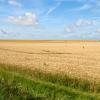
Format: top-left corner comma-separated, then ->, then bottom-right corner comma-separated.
0,63 -> 100,100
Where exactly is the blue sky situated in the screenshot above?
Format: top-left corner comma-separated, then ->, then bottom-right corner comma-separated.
0,0 -> 100,40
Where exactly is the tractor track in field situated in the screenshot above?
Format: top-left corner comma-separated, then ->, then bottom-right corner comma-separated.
0,48 -> 72,55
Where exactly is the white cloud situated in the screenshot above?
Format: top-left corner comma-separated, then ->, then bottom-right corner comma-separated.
75,19 -> 95,27
8,12 -> 38,26
67,4 -> 91,12
8,0 -> 21,7
0,29 -> 8,34
46,2 -> 61,16
65,19 -> 95,33
65,26 -> 74,33
77,4 -> 91,11
96,29 -> 100,33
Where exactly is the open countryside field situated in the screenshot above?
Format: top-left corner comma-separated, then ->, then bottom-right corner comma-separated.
0,40 -> 100,100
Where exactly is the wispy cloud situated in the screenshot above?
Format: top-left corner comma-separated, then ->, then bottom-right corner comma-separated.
77,4 -> 91,11
0,29 -> 8,34
96,29 -> 100,33
65,19 -> 95,33
67,4 -> 91,12
46,2 -> 61,16
8,0 -> 21,7
65,25 -> 75,33
75,19 -> 95,27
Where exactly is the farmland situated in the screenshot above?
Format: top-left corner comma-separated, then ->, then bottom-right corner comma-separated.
0,40 -> 100,100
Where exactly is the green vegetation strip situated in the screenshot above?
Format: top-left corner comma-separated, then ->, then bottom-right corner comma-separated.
1,63 -> 100,93
0,63 -> 100,100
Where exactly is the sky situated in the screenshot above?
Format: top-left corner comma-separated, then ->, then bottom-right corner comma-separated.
0,0 -> 100,40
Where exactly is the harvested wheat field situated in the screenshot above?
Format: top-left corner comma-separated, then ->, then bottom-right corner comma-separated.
0,40 -> 100,81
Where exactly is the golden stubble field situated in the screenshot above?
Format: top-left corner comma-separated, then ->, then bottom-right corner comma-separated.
0,40 -> 100,82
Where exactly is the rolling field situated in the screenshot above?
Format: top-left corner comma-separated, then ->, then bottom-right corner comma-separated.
0,40 -> 100,100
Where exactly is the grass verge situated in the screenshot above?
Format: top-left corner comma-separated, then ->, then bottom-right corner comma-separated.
0,63 -> 100,100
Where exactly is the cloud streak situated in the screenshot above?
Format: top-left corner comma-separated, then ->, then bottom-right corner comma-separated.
46,2 -> 61,16
67,4 -> 91,12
